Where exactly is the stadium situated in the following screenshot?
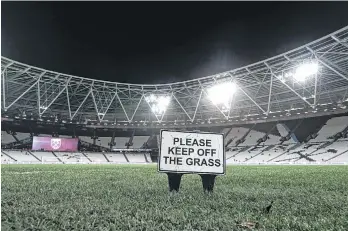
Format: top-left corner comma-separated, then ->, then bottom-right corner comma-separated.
2,25 -> 348,230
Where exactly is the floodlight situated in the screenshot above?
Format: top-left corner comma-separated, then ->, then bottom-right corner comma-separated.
145,94 -> 157,103
207,82 -> 237,109
145,94 -> 171,116
293,62 -> 319,82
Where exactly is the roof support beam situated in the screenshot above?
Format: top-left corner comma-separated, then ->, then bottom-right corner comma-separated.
306,46 -> 348,82
71,90 -> 91,120
39,78 -> 72,116
8,67 -> 31,81
4,73 -> 44,111
1,62 -> 14,74
331,35 -> 348,49
267,72 -> 273,114
130,94 -> 144,122
236,85 -> 266,114
265,62 -> 313,107
172,93 -> 193,121
192,89 -> 203,122
116,92 -> 130,122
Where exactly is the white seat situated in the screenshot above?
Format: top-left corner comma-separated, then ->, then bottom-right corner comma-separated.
115,137 -> 130,149
312,116 -> 348,142
107,154 -> 128,163
132,136 -> 149,148
1,131 -> 16,144
125,153 -> 147,163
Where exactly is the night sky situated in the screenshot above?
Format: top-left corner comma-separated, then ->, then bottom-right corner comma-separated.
2,2 -> 348,84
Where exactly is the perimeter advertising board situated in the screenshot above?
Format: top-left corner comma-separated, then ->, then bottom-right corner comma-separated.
32,136 -> 78,151
158,130 -> 225,175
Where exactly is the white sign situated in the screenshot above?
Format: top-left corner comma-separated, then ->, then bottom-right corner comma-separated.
158,130 -> 225,175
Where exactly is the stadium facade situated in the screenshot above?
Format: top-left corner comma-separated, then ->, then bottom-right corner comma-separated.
1,26 -> 348,165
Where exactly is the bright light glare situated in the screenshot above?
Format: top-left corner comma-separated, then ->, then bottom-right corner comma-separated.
145,94 -> 170,115
293,62 -> 319,82
208,82 -> 237,110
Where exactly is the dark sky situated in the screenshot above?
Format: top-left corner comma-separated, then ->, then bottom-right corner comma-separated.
2,2 -> 348,84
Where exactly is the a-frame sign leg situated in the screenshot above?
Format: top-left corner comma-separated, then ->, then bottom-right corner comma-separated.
200,174 -> 217,193
167,173 -> 183,192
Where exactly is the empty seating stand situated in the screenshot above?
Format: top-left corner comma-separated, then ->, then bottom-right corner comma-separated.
107,153 -> 128,163
15,133 -> 31,141
126,153 -> 147,163
243,130 -> 266,146
54,152 -> 90,164
95,137 -> 112,148
115,137 -> 130,149
312,116 -> 348,142
84,153 -> 109,163
1,131 -> 16,144
1,151 -> 39,163
1,150 -> 154,164
224,127 -> 249,147
131,136 -> 149,148
2,120 -> 347,165
79,136 -> 94,144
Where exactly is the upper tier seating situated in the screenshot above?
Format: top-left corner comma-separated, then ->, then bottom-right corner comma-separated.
263,135 -> 281,145
312,116 -> 348,142
243,130 -> 266,146
96,137 -> 112,148
224,127 -> 281,147
15,133 -> 31,141
131,136 -> 149,148
224,127 -> 249,146
79,136 -> 94,144
1,131 -> 16,144
114,137 -> 130,149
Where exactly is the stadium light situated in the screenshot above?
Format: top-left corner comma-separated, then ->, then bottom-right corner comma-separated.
279,62 -> 319,82
145,94 -> 171,116
207,82 -> 237,110
293,62 -> 319,82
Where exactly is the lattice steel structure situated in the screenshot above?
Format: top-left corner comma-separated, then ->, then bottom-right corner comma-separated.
2,26 -> 348,128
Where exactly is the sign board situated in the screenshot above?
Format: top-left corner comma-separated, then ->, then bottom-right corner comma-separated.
32,136 -> 78,151
158,130 -> 225,175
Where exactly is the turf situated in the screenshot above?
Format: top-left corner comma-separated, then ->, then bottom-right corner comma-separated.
1,164 -> 348,231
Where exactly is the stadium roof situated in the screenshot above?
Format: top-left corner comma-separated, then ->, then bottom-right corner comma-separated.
1,26 -> 348,128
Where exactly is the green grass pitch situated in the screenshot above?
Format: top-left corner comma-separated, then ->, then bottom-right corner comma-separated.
1,164 -> 348,230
